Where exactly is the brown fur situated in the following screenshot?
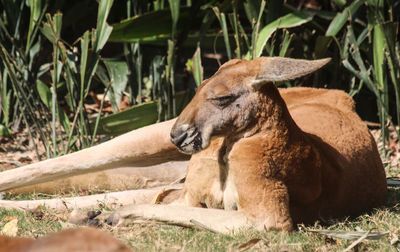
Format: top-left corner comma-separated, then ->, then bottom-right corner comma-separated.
0,227 -> 131,252
171,57 -> 387,231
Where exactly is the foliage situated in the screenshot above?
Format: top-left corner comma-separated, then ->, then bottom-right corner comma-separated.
0,0 -> 399,162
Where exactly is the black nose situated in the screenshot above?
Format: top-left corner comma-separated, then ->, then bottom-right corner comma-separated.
171,132 -> 187,147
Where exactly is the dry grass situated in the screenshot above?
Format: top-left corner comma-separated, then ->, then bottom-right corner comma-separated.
0,183 -> 399,251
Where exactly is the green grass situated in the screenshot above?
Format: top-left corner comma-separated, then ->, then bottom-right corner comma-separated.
0,185 -> 399,251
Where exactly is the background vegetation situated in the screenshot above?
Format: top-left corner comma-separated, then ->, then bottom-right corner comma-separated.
0,1 -> 400,250
0,0 -> 399,165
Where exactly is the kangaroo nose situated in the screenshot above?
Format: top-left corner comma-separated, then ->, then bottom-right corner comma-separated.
171,131 -> 187,147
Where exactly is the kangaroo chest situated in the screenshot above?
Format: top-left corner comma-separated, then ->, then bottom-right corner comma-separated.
183,138 -> 238,210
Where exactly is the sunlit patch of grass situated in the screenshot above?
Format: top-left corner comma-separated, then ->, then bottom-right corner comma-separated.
0,207 -> 62,238
0,160 -> 399,251
0,193 -> 399,251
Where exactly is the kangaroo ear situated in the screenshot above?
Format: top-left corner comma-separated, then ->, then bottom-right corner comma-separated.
251,57 -> 331,88
216,59 -> 242,73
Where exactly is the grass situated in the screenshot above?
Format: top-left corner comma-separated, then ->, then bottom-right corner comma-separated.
0,183 -> 399,251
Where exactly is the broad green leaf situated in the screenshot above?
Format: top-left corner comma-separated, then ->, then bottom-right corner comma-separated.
255,11 -> 314,57
95,0 -> 114,52
91,101 -> 159,135
103,59 -> 129,108
109,7 -> 191,43
91,91 -> 190,135
325,0 -> 363,37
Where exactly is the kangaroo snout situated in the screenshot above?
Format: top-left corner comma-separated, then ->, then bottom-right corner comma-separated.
171,123 -> 202,154
171,131 -> 187,147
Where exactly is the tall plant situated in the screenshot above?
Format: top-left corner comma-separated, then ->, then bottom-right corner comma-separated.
0,0 -> 115,158
328,0 -> 400,160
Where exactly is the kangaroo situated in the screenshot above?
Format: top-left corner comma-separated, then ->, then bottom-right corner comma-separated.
0,227 -> 131,252
167,57 -> 387,231
0,57 -> 386,233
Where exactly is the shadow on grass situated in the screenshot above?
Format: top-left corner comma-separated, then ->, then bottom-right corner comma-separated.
386,185 -> 400,210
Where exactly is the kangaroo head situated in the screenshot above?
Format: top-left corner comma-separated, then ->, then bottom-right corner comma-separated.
171,57 -> 330,154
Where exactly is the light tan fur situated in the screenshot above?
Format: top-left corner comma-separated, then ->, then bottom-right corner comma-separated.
10,162 -> 187,194
0,227 -> 131,252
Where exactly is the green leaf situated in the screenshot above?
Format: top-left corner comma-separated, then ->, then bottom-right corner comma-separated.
40,13 -> 62,44
0,124 -> 11,137
255,10 -> 314,57
279,30 -> 293,57
109,7 -> 191,43
334,0 -> 347,9
168,0 -> 180,38
80,31 -> 90,89
26,0 -> 43,53
314,35 -> 332,58
213,7 -> 232,59
36,80 -> 52,107
325,0 -> 363,37
373,23 -> 385,89
103,59 -> 129,109
243,0 -> 261,24
41,15 -> 56,44
91,101 -> 159,135
95,0 -> 114,52
192,46 -> 203,86
36,80 -> 70,134
91,91 -> 190,135
251,0 -> 266,59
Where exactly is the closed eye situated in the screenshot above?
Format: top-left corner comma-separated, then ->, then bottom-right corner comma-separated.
209,95 -> 236,107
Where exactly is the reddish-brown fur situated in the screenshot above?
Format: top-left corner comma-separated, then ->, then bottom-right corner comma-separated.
0,228 -> 131,252
171,57 -> 387,230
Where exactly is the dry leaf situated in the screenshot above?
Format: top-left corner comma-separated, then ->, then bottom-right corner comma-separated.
307,229 -> 389,240
237,238 -> 262,251
1,218 -> 19,237
2,215 -> 18,222
390,232 -> 399,245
